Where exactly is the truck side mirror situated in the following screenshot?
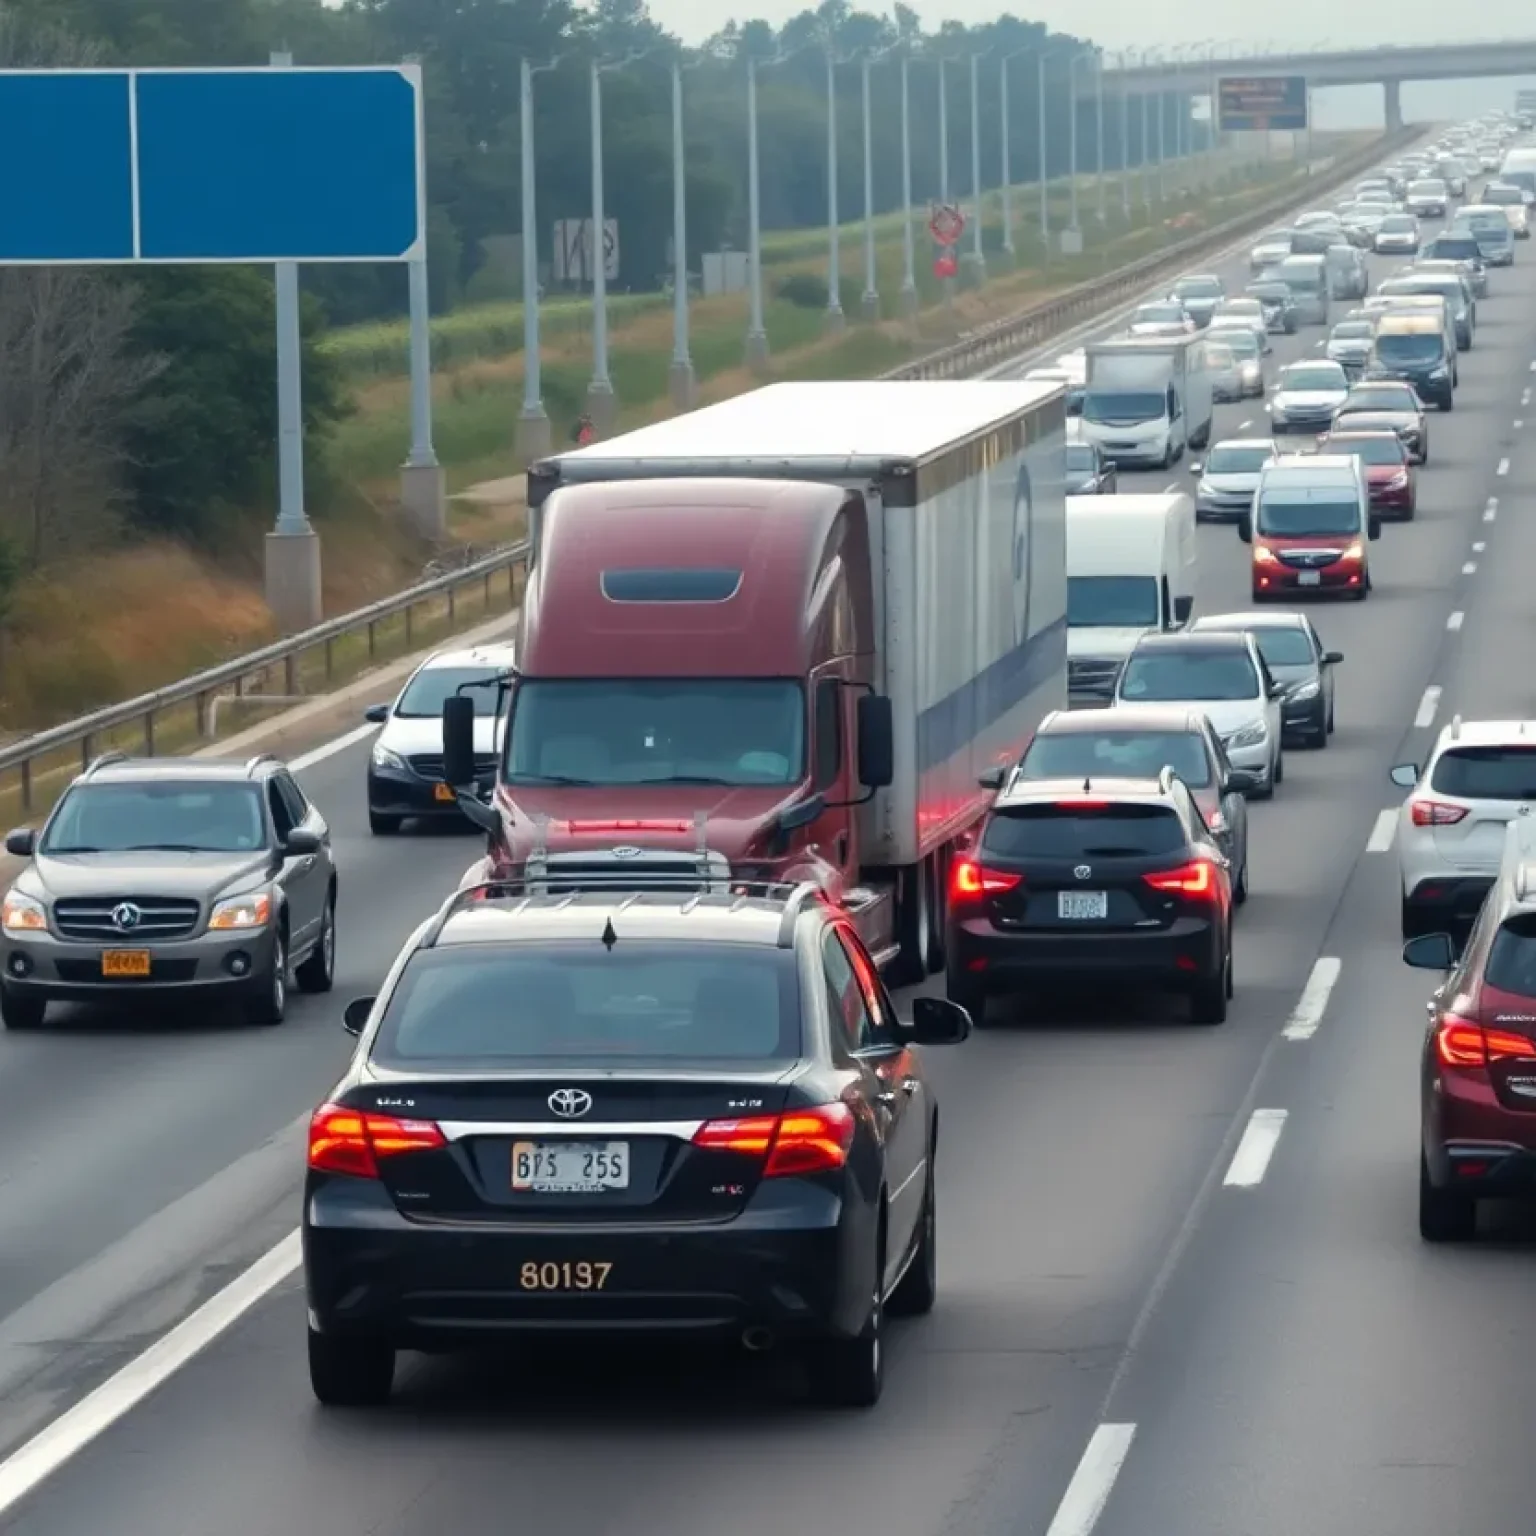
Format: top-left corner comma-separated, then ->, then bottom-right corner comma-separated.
1173,595 -> 1193,625
978,765 -> 1007,791
857,694 -> 894,789
442,695 -> 477,787
1237,514 -> 1252,544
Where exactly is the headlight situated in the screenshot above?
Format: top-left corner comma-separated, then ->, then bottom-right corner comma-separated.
209,892 -> 273,931
371,744 -> 407,772
1227,721 -> 1269,749
1,890 -> 46,933
1289,680 -> 1321,701
1342,542 -> 1364,561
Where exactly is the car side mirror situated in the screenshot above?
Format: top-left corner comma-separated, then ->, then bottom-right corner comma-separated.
1367,513 -> 1382,541
285,828 -> 322,856
1402,932 -> 1456,971
1323,650 -> 1343,664
342,997 -> 375,1036
1267,682 -> 1285,700
776,794 -> 826,834
442,694 -> 477,787
1237,514 -> 1252,544
978,765 -> 1008,791
4,828 -> 35,858
1389,762 -> 1419,788
363,703 -> 389,724
857,694 -> 895,789
1188,461 -> 1203,474
1225,769 -> 1261,795
906,995 -> 971,1046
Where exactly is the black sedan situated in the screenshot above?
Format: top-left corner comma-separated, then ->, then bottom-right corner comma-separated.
304,878 -> 970,1410
1191,611 -> 1342,748
1065,439 -> 1118,495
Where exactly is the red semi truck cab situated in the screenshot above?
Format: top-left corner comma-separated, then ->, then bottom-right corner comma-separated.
440,380 -> 1069,987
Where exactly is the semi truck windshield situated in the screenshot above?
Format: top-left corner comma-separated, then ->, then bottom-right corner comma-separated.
505,679 -> 806,786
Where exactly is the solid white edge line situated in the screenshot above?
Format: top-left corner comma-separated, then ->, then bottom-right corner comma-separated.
1284,956 -> 1343,1039
291,721 -> 379,773
1497,457 -> 1510,476
1223,1108 -> 1289,1187
1414,685 -> 1441,730
1045,1423 -> 1138,1536
1365,807 -> 1398,854
1447,610 -> 1464,631
1462,562 -> 1477,575
0,1230 -> 301,1516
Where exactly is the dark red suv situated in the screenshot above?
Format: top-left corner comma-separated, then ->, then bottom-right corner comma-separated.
1405,850 -> 1536,1241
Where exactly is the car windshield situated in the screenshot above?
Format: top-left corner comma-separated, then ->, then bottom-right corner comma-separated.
1082,391 -> 1165,423
1409,180 -> 1446,195
1174,278 -> 1221,297
1485,914 -> 1536,999
368,943 -> 799,1065
1458,212 -> 1505,231
1429,746 -> 1536,800
1067,576 -> 1159,627
1484,186 -> 1520,204
1065,444 -> 1097,471
1206,445 -> 1272,473
1248,284 -> 1287,300
1205,345 -> 1235,367
982,803 -> 1187,859
1247,628 -> 1316,667
1322,435 -> 1405,466
1427,238 -> 1480,259
1331,323 -> 1374,339
1376,332 -> 1444,363
1280,367 -> 1345,391
40,782 -> 266,854
395,665 -> 504,718
1344,386 -> 1413,411
1256,497 -> 1361,537
1019,729 -> 1212,787
505,678 -> 806,786
1380,215 -> 1418,231
1119,650 -> 1259,702
1135,304 -> 1184,322
1210,329 -> 1258,358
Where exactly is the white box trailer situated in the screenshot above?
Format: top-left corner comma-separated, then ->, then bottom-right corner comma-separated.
518,379 -> 1068,983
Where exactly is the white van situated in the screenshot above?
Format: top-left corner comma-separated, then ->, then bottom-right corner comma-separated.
1065,493 -> 1199,705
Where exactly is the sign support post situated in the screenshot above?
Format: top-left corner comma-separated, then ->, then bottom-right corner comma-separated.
400,52 -> 444,540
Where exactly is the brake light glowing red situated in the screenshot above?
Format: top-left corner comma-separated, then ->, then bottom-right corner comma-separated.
307,1103 -> 447,1178
1142,859 -> 1218,896
560,819 -> 693,833
1410,799 -> 1468,826
1434,1015 -> 1536,1069
692,1102 -> 856,1176
1055,798 -> 1109,808
951,857 -> 1023,898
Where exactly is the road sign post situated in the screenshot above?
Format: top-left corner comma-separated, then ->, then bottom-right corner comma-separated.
0,60 -> 425,631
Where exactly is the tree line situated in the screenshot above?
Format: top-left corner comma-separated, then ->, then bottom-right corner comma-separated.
0,0 -> 1200,591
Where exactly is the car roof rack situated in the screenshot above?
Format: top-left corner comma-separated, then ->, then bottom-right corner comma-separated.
82,750 -> 130,778
421,875 -> 831,950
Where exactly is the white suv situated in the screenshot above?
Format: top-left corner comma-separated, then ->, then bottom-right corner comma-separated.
1391,717 -> 1536,937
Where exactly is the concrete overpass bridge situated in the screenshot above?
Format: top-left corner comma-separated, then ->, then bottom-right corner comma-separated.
1105,39 -> 1536,130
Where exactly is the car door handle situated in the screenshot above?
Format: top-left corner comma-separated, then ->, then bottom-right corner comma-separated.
900,1077 -> 919,1097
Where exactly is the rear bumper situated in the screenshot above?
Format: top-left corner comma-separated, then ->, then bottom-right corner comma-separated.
1369,485 -> 1415,516
1281,697 -> 1326,739
947,916 -> 1223,993
304,1176 -> 875,1346
1404,874 -> 1494,927
1424,1071 -> 1536,1195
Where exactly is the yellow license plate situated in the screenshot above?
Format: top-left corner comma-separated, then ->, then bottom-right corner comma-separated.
518,1260 -> 613,1293
433,782 -> 456,803
102,950 -> 151,977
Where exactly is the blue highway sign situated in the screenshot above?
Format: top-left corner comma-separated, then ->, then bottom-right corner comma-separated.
1217,75 -> 1308,133
0,66 -> 423,265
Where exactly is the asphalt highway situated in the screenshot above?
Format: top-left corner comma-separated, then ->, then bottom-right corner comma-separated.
3,136 -> 1533,1535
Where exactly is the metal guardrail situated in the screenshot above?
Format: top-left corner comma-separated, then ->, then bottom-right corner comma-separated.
0,128 -> 1414,816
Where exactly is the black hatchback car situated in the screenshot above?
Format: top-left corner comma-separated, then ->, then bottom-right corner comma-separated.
1065,438 -> 1118,495
304,875 -> 970,1411
945,770 -> 1235,1024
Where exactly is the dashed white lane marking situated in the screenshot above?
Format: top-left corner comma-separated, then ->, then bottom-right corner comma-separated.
291,722 -> 378,772
0,1232 -> 302,1516
1415,685 -> 1442,729
1485,501 -> 1498,522
1447,609 -> 1464,631
1473,541 -> 1486,553
1497,457 -> 1510,476
1517,420 -> 1525,430
1238,419 -> 1252,430
1224,1109 -> 1289,1187
1462,561 -> 1477,575
1528,359 -> 1535,371
1366,807 -> 1399,853
1285,956 -> 1344,1036
1524,388 -> 1533,407
1046,1424 -> 1138,1536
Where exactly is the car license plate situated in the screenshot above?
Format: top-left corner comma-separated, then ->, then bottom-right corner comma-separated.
517,1259 -> 614,1293
512,1141 -> 630,1193
101,949 -> 151,977
1297,570 -> 1322,586
1058,891 -> 1107,920
433,782 -> 456,802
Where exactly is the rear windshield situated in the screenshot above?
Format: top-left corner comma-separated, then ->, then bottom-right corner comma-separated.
1486,915 -> 1536,998
1430,747 -> 1536,801
1206,445 -> 1271,473
1280,366 -> 1345,391
982,803 -> 1186,859
1343,386 -> 1414,411
1249,628 -> 1315,666
1119,649 -> 1259,702
1067,575 -> 1159,628
1323,434 -> 1406,465
1019,729 -> 1212,787
369,943 -> 799,1064
1210,329 -> 1258,357
1427,237 -> 1480,259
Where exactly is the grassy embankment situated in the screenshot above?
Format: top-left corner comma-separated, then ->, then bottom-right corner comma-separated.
1,136 -> 1365,742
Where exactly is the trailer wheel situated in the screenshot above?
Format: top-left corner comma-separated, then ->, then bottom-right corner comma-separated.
924,851 -> 948,974
889,861 -> 931,988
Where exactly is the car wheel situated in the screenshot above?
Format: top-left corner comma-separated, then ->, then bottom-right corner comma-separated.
1441,393 -> 1454,413
808,1263 -> 885,1408
1418,1152 -> 1477,1243
0,986 -> 45,1030
1274,749 -> 1285,786
1190,944 -> 1231,1024
295,889 -> 336,994
246,927 -> 288,1026
308,1327 -> 396,1407
888,1158 -> 937,1317
1233,855 -> 1249,906
369,811 -> 403,836
1326,703 -> 1335,735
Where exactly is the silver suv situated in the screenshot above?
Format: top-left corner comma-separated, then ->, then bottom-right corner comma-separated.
0,753 -> 336,1029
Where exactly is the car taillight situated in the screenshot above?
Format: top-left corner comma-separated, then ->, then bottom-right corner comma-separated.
1435,1015 -> 1536,1068
307,1102 -> 447,1178
951,857 -> 1023,899
1143,859 -> 1219,897
1410,799 -> 1468,826
692,1102 -> 856,1177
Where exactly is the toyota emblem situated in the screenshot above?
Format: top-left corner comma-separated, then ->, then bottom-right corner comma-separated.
1073,865 -> 1092,880
548,1087 -> 593,1119
111,902 -> 142,931
610,846 -> 642,858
